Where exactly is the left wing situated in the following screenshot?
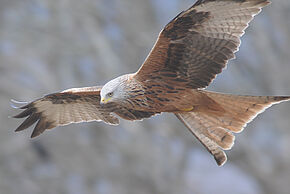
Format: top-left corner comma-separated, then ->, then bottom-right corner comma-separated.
13,86 -> 119,138
134,0 -> 270,89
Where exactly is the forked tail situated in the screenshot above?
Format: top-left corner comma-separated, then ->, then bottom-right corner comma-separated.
176,90 -> 290,166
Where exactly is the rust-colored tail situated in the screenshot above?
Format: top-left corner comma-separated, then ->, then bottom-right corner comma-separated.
176,91 -> 290,166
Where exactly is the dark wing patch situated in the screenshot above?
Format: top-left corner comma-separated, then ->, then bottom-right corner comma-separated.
134,0 -> 270,89
163,10 -> 210,40
114,106 -> 159,121
13,86 -> 119,138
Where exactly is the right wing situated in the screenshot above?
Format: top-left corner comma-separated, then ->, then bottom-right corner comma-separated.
13,86 -> 119,138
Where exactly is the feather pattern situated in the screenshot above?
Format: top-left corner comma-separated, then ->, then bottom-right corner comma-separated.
176,92 -> 290,166
13,86 -> 120,138
134,0 -> 270,89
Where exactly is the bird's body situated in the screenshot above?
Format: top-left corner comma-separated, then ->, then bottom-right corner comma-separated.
101,73 -> 223,114
13,0 -> 290,166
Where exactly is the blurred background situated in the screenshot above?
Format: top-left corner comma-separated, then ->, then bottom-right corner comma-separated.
1,0 -> 290,193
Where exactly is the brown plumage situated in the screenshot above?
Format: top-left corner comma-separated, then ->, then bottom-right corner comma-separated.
12,0 -> 290,166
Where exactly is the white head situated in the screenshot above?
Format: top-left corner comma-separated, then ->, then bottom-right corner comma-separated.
100,74 -> 130,104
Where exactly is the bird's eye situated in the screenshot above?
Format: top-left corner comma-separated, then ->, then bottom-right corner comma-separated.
107,92 -> 113,97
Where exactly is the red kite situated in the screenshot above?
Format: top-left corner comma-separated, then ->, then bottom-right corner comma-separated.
13,0 -> 289,166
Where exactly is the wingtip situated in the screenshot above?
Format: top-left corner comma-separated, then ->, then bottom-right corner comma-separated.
14,112 -> 41,133
10,99 -> 30,109
15,128 -> 23,132
15,125 -> 26,132
216,155 -> 227,167
30,130 -> 41,138
263,0 -> 271,7
214,150 -> 227,166
12,107 -> 35,119
10,99 -> 27,104
271,96 -> 290,104
256,0 -> 271,7
10,99 -> 24,109
10,102 -> 20,109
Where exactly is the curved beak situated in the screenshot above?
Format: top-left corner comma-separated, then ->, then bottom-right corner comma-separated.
100,97 -> 111,104
101,97 -> 105,104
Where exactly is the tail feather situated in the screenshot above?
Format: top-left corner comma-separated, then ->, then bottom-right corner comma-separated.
176,91 -> 290,166
176,113 -> 229,166
202,91 -> 290,133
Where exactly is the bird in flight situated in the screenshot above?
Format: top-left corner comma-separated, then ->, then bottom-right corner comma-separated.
12,0 -> 289,166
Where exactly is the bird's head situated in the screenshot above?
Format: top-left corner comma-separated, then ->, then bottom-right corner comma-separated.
100,74 -> 130,104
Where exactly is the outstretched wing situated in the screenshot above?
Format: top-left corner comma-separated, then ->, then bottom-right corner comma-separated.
134,0 -> 270,89
13,86 -> 119,138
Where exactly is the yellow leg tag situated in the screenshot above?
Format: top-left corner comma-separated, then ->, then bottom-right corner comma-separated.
181,106 -> 194,112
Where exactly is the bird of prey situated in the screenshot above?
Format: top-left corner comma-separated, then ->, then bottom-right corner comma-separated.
12,0 -> 289,166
